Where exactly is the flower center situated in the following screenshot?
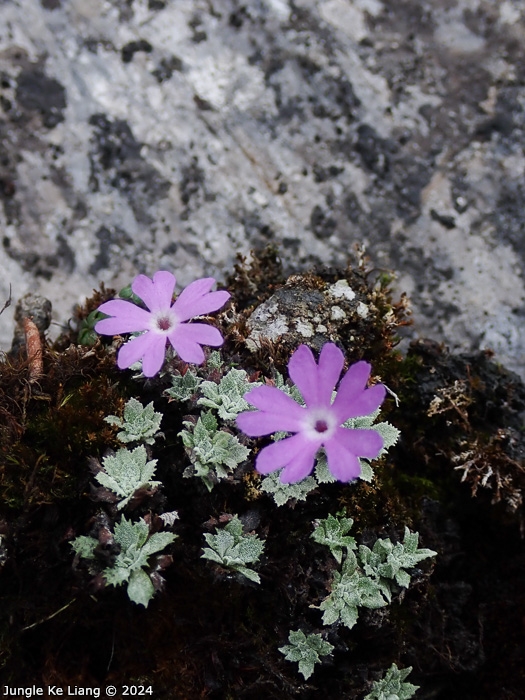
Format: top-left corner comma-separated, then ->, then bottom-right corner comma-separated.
157,316 -> 173,331
151,311 -> 177,335
302,408 -> 336,442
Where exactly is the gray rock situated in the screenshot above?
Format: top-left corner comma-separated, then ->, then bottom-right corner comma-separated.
0,0 -> 523,377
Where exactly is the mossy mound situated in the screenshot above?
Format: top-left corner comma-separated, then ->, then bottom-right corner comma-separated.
0,248 -> 523,699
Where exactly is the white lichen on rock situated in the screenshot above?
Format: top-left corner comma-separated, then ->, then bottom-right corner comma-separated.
327,280 -> 356,301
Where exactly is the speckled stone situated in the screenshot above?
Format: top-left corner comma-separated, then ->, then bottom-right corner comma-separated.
246,277 -> 376,352
0,0 -> 524,377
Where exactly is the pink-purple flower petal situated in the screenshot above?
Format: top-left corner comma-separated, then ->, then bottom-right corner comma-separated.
332,426 -> 383,459
280,443 -> 319,483
324,439 -> 362,481
141,337 -> 170,377
132,271 -> 176,312
95,300 -> 152,334
117,333 -> 164,374
172,278 -> 230,321
288,344 -> 320,406
334,382 -> 386,423
242,385 -> 306,418
236,408 -> 304,436
170,321 -> 224,349
316,343 -> 345,405
168,323 -> 223,364
333,360 -> 371,403
255,433 -> 313,475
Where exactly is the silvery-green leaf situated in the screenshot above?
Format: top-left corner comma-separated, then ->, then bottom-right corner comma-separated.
71,535 -> 98,559
260,470 -> 317,506
314,453 -> 336,483
198,368 -> 263,420
126,568 -> 155,607
358,460 -> 375,482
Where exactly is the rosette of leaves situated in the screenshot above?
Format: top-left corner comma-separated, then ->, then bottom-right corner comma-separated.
105,398 -> 162,445
311,513 -> 356,564
71,516 -> 176,607
201,516 -> 264,583
359,528 -> 437,598
94,445 -> 161,509
197,367 -> 263,420
179,411 -> 249,491
319,550 -> 387,629
364,663 -> 419,700
278,630 -> 334,680
165,368 -> 203,402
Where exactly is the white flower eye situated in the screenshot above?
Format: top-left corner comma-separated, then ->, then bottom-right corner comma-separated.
302,409 -> 336,441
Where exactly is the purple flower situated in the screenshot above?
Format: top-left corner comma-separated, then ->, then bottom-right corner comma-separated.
95,271 -> 230,377
236,343 -> 386,484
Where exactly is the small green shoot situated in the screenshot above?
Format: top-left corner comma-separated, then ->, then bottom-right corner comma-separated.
165,368 -> 203,402
319,550 -> 387,629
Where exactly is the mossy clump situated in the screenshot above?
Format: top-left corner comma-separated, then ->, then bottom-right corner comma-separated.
0,247 -> 523,699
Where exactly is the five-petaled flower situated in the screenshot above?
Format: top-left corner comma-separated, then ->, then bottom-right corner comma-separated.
236,343 -> 386,483
95,271 -> 230,377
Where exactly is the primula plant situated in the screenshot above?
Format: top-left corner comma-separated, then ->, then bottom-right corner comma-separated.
198,366 -> 263,420
278,630 -> 334,680
201,516 -> 265,583
93,445 -> 160,510
319,549 -> 388,629
316,520 -> 436,629
237,343 -> 386,483
364,663 -> 419,700
179,411 -> 250,491
71,516 -> 176,607
105,397 -> 163,445
95,271 -> 230,376
359,528 -> 437,596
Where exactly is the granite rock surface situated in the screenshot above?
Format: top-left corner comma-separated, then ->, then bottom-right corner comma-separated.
0,0 -> 524,377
